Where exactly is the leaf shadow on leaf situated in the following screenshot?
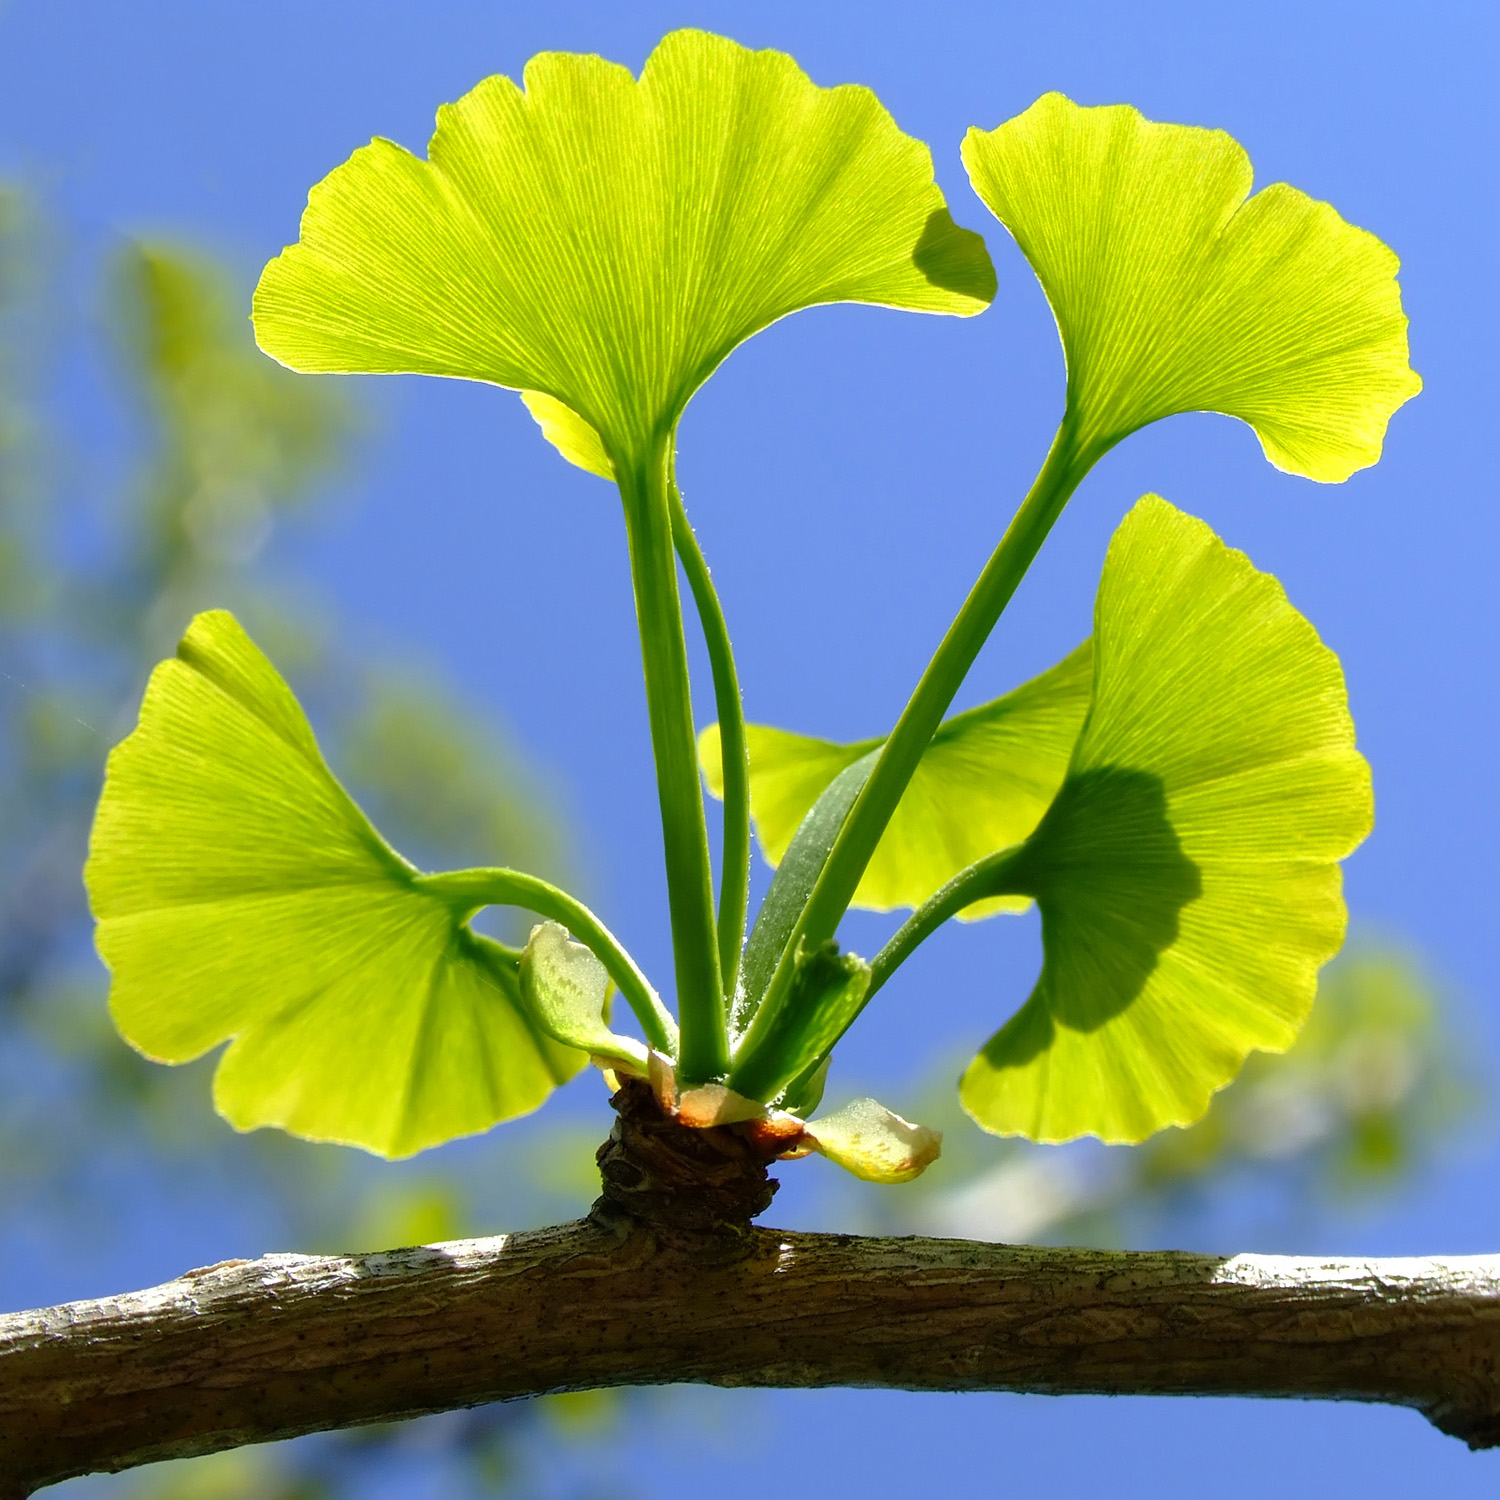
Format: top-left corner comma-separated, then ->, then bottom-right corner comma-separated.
996,765 -> 1202,1063
911,208 -> 997,302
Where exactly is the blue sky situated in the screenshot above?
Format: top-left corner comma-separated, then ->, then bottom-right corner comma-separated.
3,2 -> 1499,1495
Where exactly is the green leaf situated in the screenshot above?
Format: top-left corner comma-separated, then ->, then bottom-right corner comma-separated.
961,495 -> 1372,1143
963,94 -> 1420,481
701,640 -> 1091,921
727,941 -> 871,1104
732,747 -> 877,1023
781,1054 -> 832,1116
85,610 -> 584,1159
519,920 -> 649,1073
254,29 -> 994,472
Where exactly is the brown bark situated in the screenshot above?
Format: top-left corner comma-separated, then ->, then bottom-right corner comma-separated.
2,1084 -> 1497,1493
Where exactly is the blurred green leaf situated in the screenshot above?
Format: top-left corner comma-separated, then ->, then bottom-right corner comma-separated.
102,244 -> 355,661
891,943 -> 1477,1246
345,1182 -> 468,1253
114,242 -> 352,516
338,672 -> 568,893
1203,943 -> 1475,1188
0,219 -> 594,1493
120,1447 -> 328,1500
0,187 -> 48,621
543,1389 -> 623,1439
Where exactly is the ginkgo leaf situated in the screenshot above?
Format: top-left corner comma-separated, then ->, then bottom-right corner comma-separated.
802,1097 -> 942,1183
520,920 -> 648,1072
700,640 -> 1091,920
255,29 -> 994,473
961,495 -> 1372,1143
963,93 -> 1420,482
85,610 -> 584,1159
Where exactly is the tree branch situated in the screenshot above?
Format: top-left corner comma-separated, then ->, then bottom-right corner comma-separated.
3,1217 -> 1499,1493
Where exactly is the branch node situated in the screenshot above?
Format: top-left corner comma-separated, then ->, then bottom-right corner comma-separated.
591,1078 -> 779,1244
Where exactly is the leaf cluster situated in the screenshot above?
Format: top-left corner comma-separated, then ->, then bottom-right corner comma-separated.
86,31 -> 1419,1180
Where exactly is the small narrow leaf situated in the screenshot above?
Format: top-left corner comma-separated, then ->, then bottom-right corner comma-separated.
803,1098 -> 942,1183
702,641 -> 1091,921
781,1054 -> 832,1116
519,921 -> 648,1073
727,942 -> 871,1104
963,94 -> 1420,481
254,30 -> 994,475
962,496 -> 1372,1144
86,611 -> 584,1159
731,747 -> 877,1023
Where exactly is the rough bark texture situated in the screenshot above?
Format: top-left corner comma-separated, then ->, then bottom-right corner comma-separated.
592,1077 -> 782,1237
2,1084 -> 1497,1493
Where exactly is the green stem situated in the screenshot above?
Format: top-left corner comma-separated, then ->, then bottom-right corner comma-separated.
617,441 -> 729,1084
865,845 -> 1027,1000
418,867 -> 677,1054
741,416 -> 1095,1057
668,477 -> 750,1007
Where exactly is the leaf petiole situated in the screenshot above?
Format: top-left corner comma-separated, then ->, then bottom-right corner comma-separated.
419,867 -> 678,1055
865,845 -> 1027,999
617,443 -> 729,1083
729,840 -> 1027,1104
741,414 -> 1098,1059
669,476 -> 751,1008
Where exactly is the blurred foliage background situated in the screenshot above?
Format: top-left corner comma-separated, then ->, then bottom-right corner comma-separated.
0,182 -> 1483,1497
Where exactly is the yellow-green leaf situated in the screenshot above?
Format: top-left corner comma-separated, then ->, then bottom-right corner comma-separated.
803,1097 -> 942,1183
962,496 -> 1372,1143
963,94 -> 1420,481
520,920 -> 648,1073
700,640 -> 1091,920
521,391 -> 614,480
254,30 -> 994,474
86,611 -> 583,1159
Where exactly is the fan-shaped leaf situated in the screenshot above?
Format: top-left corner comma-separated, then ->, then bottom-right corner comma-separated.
700,640 -> 1091,920
962,496 -> 1372,1143
963,94 -> 1420,481
86,611 -> 584,1159
255,30 -> 994,473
